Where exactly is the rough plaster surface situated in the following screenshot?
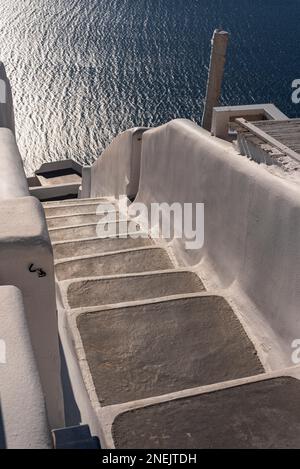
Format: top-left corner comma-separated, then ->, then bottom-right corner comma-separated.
55,247 -> 173,281
77,296 -> 263,406
113,377 -> 300,449
66,271 -> 205,308
0,286 -> 51,449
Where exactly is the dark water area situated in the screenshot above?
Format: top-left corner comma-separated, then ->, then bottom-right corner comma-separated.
0,0 -> 300,174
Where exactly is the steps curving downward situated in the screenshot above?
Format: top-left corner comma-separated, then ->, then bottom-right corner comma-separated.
44,196 -> 298,449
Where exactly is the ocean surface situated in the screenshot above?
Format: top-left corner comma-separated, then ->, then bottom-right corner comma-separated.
1,0 -> 300,174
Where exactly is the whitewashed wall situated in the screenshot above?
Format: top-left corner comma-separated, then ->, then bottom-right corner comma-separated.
135,119 -> 300,365
0,286 -> 52,448
87,127 -> 147,199
0,129 -> 64,430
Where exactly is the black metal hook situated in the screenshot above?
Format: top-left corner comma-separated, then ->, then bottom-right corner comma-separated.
29,264 -> 47,278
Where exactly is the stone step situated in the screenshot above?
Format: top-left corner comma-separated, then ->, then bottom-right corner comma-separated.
112,377 -> 300,449
49,221 -> 141,242
63,270 -> 205,309
55,247 -> 174,281
76,295 -> 263,407
45,203 -> 116,217
53,235 -> 153,259
47,212 -> 123,229
43,197 -> 114,207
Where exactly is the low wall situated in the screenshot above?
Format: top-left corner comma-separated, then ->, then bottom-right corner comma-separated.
0,63 -> 64,433
88,127 -> 147,199
0,128 -> 29,199
0,197 -> 64,429
0,63 -> 15,134
0,286 -> 51,449
133,119 -> 300,363
0,129 -> 64,430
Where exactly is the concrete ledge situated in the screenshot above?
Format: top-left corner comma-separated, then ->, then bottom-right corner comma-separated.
30,183 -> 81,202
0,286 -> 51,449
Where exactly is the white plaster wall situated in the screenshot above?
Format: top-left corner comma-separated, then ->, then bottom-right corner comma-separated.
132,119 -> 300,363
0,197 -> 64,429
0,128 -> 29,199
0,286 -> 51,449
0,63 -> 15,134
89,128 -> 147,199
0,73 -> 64,432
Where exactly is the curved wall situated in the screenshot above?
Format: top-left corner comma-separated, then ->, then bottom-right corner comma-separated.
89,127 -> 147,199
133,119 -> 300,361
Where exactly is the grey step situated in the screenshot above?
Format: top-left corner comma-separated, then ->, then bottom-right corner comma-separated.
53,236 -> 153,259
45,203 -> 115,217
55,247 -> 174,281
47,212 -> 123,229
65,271 -> 205,309
113,377 -> 300,449
49,221 -> 141,242
76,295 -> 263,407
43,197 -> 113,207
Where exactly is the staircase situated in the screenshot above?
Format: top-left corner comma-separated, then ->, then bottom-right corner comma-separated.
43,196 -> 300,449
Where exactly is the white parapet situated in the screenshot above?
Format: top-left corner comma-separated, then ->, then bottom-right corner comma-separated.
0,62 -> 15,134
0,286 -> 51,449
130,118 -> 300,366
86,127 -> 147,200
0,128 -> 30,199
0,65 -> 64,432
0,197 -> 64,429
